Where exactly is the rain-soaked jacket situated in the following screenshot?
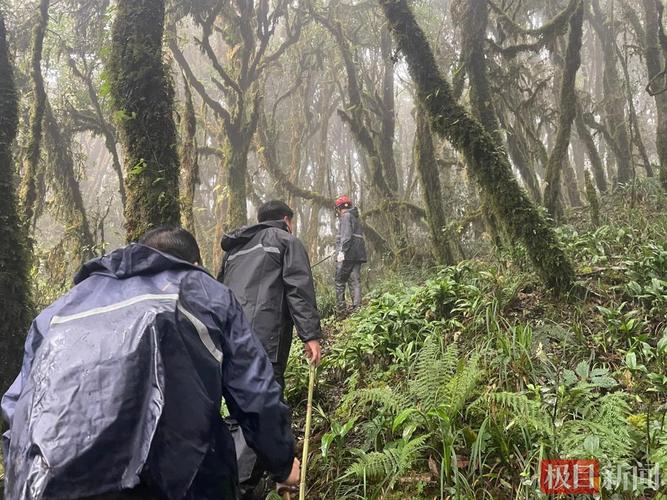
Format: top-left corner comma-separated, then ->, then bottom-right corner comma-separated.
218,220 -> 322,377
1,244 -> 294,500
336,207 -> 367,262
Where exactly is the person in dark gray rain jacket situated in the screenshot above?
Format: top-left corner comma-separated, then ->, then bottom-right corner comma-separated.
334,195 -> 367,310
218,200 -> 322,499
1,226 -> 299,500
218,200 -> 322,388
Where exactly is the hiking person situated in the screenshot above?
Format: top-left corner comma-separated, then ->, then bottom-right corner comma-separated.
334,195 -> 367,312
218,200 -> 322,499
1,226 -> 299,500
217,200 -> 322,387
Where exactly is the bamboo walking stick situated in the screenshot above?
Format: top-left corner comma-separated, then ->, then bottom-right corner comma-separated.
299,362 -> 317,500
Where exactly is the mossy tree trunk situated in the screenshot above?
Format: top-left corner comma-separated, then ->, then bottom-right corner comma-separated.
224,120 -> 257,231
109,0 -> 180,242
543,0 -> 583,219
44,102 -> 95,262
379,0 -> 575,292
179,76 -> 199,236
19,0 -> 49,226
414,106 -> 459,265
380,28 -> 400,194
575,98 -> 608,192
0,14 -> 31,392
459,0 -> 505,247
461,0 -> 499,140
642,0 -> 667,189
590,0 -> 633,185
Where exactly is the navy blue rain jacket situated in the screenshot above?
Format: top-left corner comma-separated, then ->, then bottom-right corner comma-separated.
1,244 -> 294,500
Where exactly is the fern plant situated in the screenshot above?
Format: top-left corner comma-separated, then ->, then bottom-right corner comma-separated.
339,334 -> 483,497
346,434 -> 430,492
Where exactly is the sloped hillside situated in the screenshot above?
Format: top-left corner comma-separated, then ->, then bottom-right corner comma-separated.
285,182 -> 667,499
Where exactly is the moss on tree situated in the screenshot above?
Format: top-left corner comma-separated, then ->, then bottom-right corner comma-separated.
643,0 -> 667,190
179,76 -> 199,235
575,98 -> 607,193
379,0 -> 575,292
108,0 -> 180,242
43,102 -> 95,262
543,0 -> 583,219
0,14 -> 31,392
590,0 -> 633,185
19,0 -> 49,226
414,106 -> 460,265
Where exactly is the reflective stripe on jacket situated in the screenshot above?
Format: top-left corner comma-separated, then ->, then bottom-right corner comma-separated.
218,220 -> 322,370
336,207 -> 367,262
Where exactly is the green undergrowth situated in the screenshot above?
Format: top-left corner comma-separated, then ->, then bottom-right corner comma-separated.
285,181 -> 667,499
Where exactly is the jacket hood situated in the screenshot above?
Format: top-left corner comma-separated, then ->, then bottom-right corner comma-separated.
73,244 -> 201,284
348,207 -> 360,218
221,220 -> 288,251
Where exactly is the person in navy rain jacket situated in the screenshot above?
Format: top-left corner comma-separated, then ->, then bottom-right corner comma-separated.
1,226 -> 299,500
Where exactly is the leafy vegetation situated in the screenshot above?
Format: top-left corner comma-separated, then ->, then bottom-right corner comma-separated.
286,184 -> 667,498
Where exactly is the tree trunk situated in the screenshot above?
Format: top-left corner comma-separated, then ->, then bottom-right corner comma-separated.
415,107 -> 458,265
225,136 -> 251,231
460,0 -> 505,247
584,170 -> 601,227
380,28 -> 400,193
543,0 -> 583,219
19,0 -> 49,226
643,0 -> 667,188
108,0 -> 180,242
44,103 -> 95,262
379,0 -> 575,292
180,76 -> 199,236
505,122 -> 542,202
575,98 -> 608,192
591,0 -> 633,185
0,14 -> 31,393
563,159 -> 582,207
461,0 -> 499,139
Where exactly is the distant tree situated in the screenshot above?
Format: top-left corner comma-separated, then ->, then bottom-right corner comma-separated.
590,0 -> 634,185
0,13 -> 31,392
414,105 -> 460,265
641,0 -> 667,189
543,0 -> 583,219
108,0 -> 180,241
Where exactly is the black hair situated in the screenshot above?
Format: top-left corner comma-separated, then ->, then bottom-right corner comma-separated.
138,225 -> 202,264
257,200 -> 294,223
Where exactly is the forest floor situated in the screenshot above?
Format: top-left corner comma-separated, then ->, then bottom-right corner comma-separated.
283,180 -> 667,499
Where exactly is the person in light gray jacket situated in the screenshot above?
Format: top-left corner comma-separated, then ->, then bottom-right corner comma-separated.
334,195 -> 367,311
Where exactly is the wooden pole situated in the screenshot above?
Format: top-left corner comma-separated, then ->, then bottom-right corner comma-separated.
299,363 -> 316,500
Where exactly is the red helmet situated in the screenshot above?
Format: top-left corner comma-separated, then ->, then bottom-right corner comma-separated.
335,195 -> 352,209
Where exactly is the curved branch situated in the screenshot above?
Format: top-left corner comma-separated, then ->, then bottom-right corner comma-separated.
487,0 -> 579,58
489,0 -> 578,38
169,36 -> 232,127
363,200 -> 426,220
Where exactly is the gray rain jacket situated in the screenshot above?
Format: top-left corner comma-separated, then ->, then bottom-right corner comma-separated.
218,221 -> 322,373
336,207 -> 367,262
1,244 -> 294,500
